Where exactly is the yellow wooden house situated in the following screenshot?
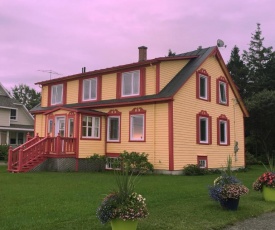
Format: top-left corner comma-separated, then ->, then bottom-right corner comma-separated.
8,46 -> 249,173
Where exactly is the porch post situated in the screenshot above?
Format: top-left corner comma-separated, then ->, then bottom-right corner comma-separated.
8,146 -> 13,171
18,146 -> 23,172
56,133 -> 61,154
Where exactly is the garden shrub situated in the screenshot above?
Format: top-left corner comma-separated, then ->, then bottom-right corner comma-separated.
0,144 -> 9,161
183,164 -> 206,176
119,151 -> 154,174
86,154 -> 106,172
245,151 -> 260,165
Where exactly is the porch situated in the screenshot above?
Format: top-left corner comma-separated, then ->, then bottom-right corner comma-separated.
8,133 -> 77,173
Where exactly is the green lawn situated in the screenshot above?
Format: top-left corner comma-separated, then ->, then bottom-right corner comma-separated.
1,165 -> 274,230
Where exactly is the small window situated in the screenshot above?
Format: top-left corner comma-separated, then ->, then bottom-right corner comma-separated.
199,75 -> 207,99
10,109 -> 17,120
83,78 -> 97,101
199,117 -> 208,143
51,84 -> 63,105
217,77 -> 228,105
82,116 -> 100,139
107,116 -> 120,142
106,157 -> 119,169
130,114 -> 144,141
196,69 -> 210,101
219,82 -> 227,104
122,70 -> 140,97
197,156 -> 208,169
48,119 -> 53,135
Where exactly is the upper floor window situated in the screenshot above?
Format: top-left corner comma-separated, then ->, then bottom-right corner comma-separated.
217,115 -> 230,146
83,78 -> 97,101
51,84 -> 63,105
196,69 -> 211,101
122,70 -> 140,97
82,116 -> 100,139
196,110 -> 212,145
10,109 -> 17,120
217,77 -> 228,105
107,116 -> 120,142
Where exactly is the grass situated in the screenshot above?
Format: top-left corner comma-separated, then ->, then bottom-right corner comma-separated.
0,165 -> 274,230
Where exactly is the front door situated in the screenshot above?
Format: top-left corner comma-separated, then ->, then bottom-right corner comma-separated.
55,117 -> 65,137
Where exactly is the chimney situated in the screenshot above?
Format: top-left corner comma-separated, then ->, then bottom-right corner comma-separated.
138,46 -> 147,62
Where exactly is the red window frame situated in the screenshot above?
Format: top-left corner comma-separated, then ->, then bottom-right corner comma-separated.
196,110 -> 212,145
197,156 -> 208,169
78,76 -> 102,103
216,76 -> 229,106
196,68 -> 211,101
47,82 -> 67,107
129,107 -> 146,142
217,114 -> 230,146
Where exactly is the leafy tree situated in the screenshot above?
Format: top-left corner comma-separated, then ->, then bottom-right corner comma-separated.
242,23 -> 274,96
227,46 -> 249,99
245,90 -> 275,159
11,84 -> 41,110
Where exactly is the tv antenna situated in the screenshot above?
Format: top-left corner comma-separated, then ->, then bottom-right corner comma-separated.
217,39 -> 227,48
37,70 -> 62,80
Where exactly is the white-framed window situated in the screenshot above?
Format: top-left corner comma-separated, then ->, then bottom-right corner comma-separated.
107,116 -> 120,142
217,116 -> 230,146
83,78 -> 97,101
130,114 -> 144,141
219,81 -> 227,104
219,120 -> 227,145
68,118 -> 74,137
51,84 -> 63,105
199,75 -> 208,99
10,109 -> 17,120
197,156 -> 208,169
122,70 -> 140,97
199,117 -> 208,143
106,157 -> 119,169
82,116 -> 100,138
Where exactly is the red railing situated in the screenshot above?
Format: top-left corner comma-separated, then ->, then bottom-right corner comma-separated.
8,133 -> 76,172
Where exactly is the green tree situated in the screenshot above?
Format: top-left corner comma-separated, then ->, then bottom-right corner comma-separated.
242,23 -> 274,96
11,84 -> 41,110
227,46 -> 249,99
245,90 -> 275,159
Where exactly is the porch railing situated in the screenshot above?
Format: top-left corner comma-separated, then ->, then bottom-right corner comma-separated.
8,133 -> 76,172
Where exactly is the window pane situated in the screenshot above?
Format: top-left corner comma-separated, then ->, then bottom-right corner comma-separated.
109,117 -> 119,140
52,84 -> 63,104
83,80 -> 90,100
122,73 -> 132,95
133,72 -> 140,94
90,78 -> 97,99
131,115 -> 144,140
199,76 -> 206,98
220,121 -> 226,143
220,82 -> 226,103
69,119 -> 74,137
200,118 -> 207,142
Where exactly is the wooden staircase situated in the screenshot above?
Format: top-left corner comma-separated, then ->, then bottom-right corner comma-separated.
8,134 -> 77,173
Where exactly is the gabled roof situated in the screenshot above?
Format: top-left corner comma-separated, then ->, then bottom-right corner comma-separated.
31,46 -> 248,117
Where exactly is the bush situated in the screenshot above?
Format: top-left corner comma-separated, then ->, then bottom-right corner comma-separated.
183,164 -> 206,176
86,154 -> 106,172
245,151 -> 261,165
119,151 -> 154,174
0,145 -> 9,161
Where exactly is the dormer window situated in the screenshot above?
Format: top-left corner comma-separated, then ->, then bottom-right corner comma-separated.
83,78 -> 97,101
10,109 -> 17,120
51,84 -> 63,105
122,70 -> 140,97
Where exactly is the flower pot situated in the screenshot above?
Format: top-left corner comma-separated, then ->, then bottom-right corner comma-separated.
111,219 -> 138,230
220,198 -> 239,211
262,185 -> 275,201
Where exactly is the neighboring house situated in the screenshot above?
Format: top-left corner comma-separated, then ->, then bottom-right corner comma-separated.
9,46 -> 249,173
0,83 -> 34,147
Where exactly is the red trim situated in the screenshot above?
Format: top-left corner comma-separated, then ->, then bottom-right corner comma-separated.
217,114 -> 230,146
107,109 -> 121,143
156,63 -> 160,93
106,153 -> 120,157
196,68 -> 211,102
216,76 -> 229,106
168,101 -> 174,171
116,73 -> 121,99
129,107 -> 146,142
196,110 -> 212,145
75,113 -> 80,159
140,67 -> 146,96
35,56 -> 197,86
197,155 -> 208,169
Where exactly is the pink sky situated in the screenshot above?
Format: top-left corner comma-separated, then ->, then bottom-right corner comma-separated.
1,0 -> 274,92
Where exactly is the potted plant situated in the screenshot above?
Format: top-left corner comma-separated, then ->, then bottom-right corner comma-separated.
252,155 -> 275,201
96,168 -> 149,230
208,156 -> 249,210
